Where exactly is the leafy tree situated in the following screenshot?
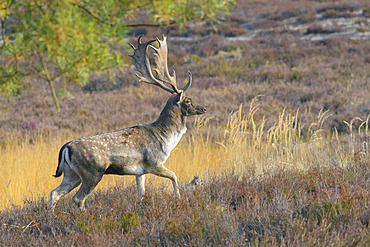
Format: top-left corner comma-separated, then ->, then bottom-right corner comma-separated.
0,0 -> 234,111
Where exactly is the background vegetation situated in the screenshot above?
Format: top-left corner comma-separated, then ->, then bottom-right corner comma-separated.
0,0 -> 234,111
0,0 -> 369,245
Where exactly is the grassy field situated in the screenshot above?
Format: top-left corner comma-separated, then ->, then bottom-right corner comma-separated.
0,104 -> 369,245
1,0 -> 369,245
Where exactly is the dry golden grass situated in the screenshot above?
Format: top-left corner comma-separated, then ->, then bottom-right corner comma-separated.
0,132 -> 73,209
0,101 -> 368,210
0,118 -> 224,210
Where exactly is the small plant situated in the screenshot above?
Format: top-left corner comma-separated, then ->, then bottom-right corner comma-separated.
120,213 -> 138,233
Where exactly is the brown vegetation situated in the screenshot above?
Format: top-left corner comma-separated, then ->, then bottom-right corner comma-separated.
1,153 -> 369,245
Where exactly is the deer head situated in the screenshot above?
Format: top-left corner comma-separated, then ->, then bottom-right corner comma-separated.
129,35 -> 206,117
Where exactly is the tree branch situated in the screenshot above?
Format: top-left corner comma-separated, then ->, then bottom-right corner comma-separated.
122,21 -> 176,28
70,1 -> 176,28
70,1 -> 113,26
37,48 -> 61,112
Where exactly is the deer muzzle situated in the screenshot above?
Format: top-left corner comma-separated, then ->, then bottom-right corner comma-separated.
196,106 -> 207,115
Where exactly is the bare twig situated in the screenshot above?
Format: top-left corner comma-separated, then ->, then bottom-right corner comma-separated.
123,21 -> 176,28
3,220 -> 39,234
21,221 -> 36,235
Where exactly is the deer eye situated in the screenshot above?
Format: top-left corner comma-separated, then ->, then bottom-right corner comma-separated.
185,99 -> 191,105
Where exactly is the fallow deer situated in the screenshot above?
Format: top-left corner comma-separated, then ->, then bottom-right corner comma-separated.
48,35 -> 206,210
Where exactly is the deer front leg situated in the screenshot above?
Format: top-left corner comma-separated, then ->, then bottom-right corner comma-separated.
135,174 -> 146,200
151,166 -> 181,198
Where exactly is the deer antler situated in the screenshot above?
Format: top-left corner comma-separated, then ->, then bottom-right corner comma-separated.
129,35 -> 192,94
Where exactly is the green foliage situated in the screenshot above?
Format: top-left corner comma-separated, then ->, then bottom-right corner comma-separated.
0,0 -> 235,110
203,56 -> 260,79
77,212 -> 138,233
150,0 -> 234,28
120,212 -> 138,233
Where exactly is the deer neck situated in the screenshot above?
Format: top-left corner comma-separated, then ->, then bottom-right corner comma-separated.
151,104 -> 187,156
153,103 -> 187,137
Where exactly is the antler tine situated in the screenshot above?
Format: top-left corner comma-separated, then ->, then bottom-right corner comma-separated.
151,36 -> 181,94
129,35 -> 175,94
180,71 -> 192,92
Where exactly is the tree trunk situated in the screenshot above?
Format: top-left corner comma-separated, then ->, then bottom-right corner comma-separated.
47,77 -> 60,112
40,53 -> 60,112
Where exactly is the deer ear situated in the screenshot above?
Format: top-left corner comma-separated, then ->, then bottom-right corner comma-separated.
174,91 -> 183,102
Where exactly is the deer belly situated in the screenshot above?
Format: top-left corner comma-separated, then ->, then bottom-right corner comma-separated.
106,152 -> 145,175
105,163 -> 145,175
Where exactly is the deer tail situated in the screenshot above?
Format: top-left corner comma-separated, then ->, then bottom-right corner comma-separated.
53,143 -> 72,178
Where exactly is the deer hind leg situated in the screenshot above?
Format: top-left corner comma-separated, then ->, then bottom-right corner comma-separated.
48,168 -> 81,210
135,175 -> 146,200
72,170 -> 104,210
151,166 -> 181,198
